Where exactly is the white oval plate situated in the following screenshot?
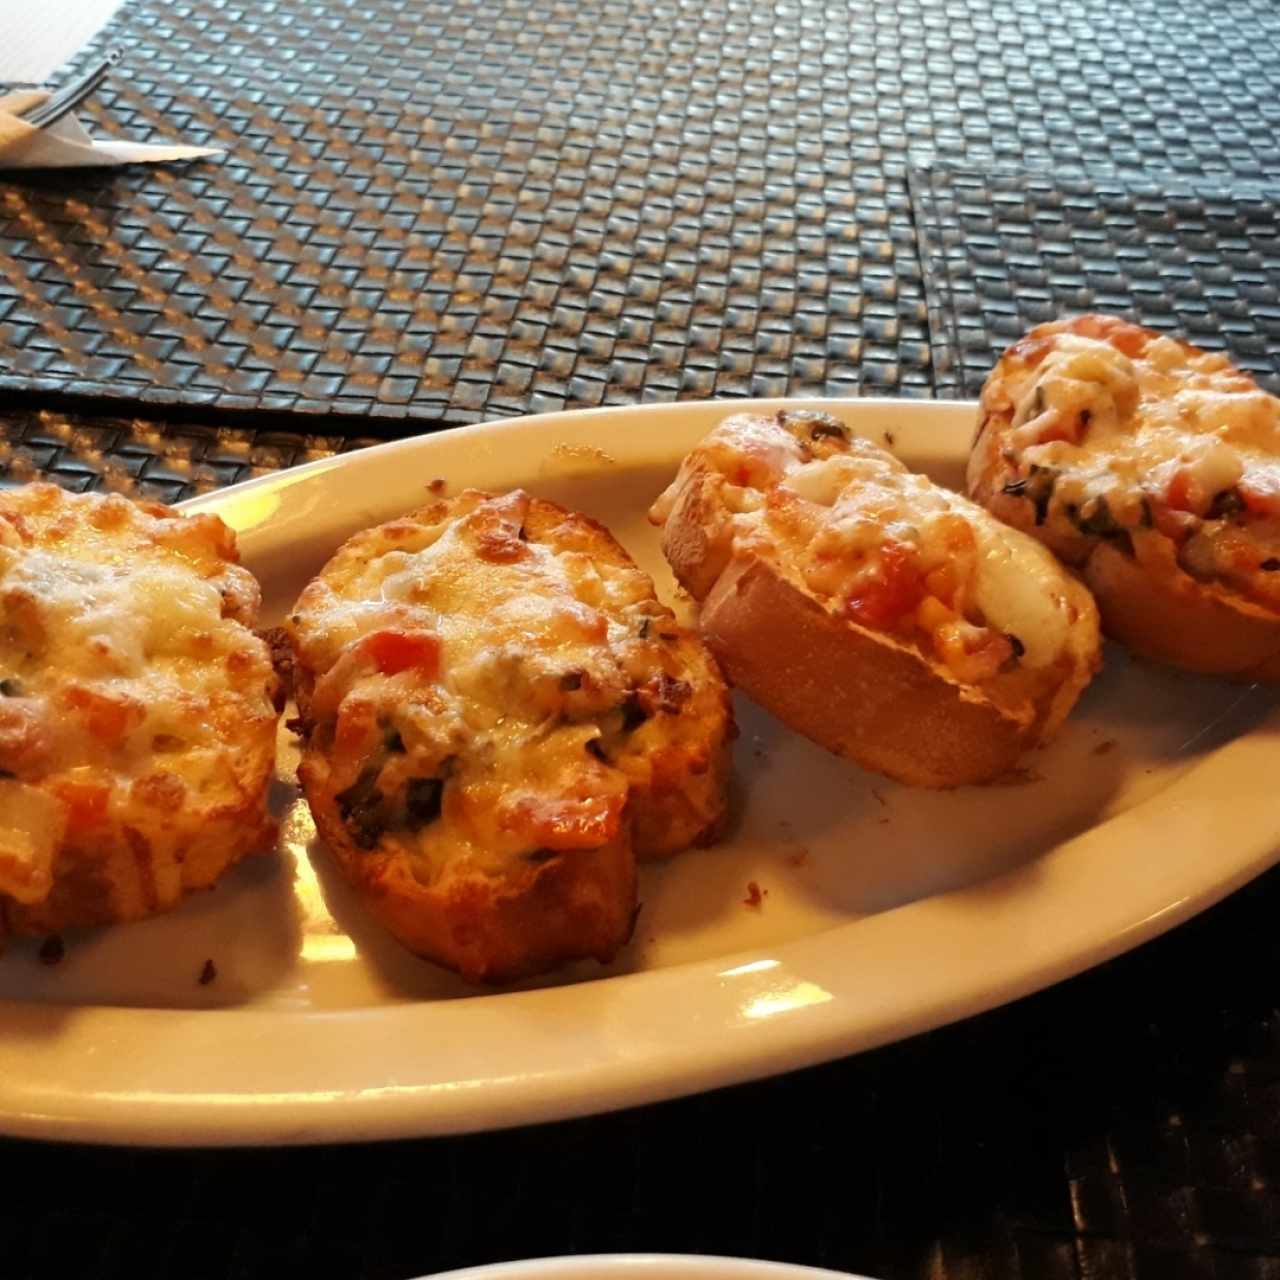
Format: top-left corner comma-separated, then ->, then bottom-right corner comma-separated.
2,397 -> 1278,1147
425,1256 -> 870,1280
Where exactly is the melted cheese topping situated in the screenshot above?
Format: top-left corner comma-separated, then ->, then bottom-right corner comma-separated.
290,491 -> 720,883
0,484 -> 277,906
1016,334 -> 1272,504
982,316 -> 1280,605
668,415 -> 1092,677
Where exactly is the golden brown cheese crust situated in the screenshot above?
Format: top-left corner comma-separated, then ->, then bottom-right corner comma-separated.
286,488 -> 733,984
650,411 -> 1101,787
970,314 -> 1280,677
0,483 -> 280,935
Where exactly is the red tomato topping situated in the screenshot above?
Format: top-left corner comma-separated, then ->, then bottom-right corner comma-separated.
62,686 -> 143,745
1151,504 -> 1198,543
361,629 -> 441,677
957,632 -> 1015,683
55,777 -> 110,831
846,542 -> 924,630
1239,471 -> 1280,517
507,791 -> 624,850
1165,470 -> 1197,514
1008,336 -> 1052,369
1073,314 -> 1148,358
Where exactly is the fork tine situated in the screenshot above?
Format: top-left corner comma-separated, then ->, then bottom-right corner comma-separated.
23,49 -> 122,130
25,58 -> 114,128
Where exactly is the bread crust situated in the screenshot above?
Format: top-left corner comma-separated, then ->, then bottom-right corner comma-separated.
700,554 -> 1030,787
5,805 -> 279,935
969,314 -> 1280,678
1082,540 -> 1280,680
653,412 -> 1100,787
288,488 -> 733,982
300,755 -> 636,985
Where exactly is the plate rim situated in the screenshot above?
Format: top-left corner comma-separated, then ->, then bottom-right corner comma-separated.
3,394 -> 1277,1148
423,1254 -> 873,1280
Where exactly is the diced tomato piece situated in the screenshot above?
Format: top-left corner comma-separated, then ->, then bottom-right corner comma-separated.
1151,504 -> 1198,543
1165,470 -> 1197,514
934,623 -> 1014,684
54,776 -> 110,831
507,791 -> 625,850
62,686 -> 142,745
1008,336 -> 1052,369
959,632 -> 1015,682
360,629 -> 441,677
1239,471 -> 1280,517
846,542 -> 925,630
1074,314 -> 1147,357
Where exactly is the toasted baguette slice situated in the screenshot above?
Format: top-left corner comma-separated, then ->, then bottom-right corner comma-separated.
970,314 -> 1280,678
0,484 -> 280,936
650,410 -> 1101,787
286,489 -> 733,984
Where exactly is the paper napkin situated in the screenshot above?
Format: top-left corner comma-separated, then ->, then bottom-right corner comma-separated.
0,0 -> 125,82
0,89 -> 222,170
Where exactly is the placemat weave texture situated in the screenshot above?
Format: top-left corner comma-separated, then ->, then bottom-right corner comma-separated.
2,0 -> 1276,428
2,0 -> 941,421
912,163 -> 1280,399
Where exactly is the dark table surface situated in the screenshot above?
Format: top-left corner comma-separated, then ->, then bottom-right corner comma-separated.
6,2 -> 1280,1277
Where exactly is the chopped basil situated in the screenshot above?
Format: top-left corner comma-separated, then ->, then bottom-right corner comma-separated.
1208,487 -> 1246,520
620,693 -> 649,733
652,673 -> 692,713
1002,465 -> 1060,526
808,420 -> 848,442
404,776 -> 444,827
783,410 -> 848,442
336,768 -> 386,850
1071,498 -> 1123,539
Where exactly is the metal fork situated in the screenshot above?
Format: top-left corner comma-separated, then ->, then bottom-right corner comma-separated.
21,48 -> 123,130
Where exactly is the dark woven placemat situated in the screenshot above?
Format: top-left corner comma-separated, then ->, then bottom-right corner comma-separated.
911,163 -> 1280,399
5,0 -> 1280,427
0,401 -> 383,502
0,0 -> 938,422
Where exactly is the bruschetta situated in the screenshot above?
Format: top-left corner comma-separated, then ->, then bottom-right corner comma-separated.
650,410 -> 1101,787
0,484 -> 280,937
285,488 -> 733,984
970,314 -> 1280,677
